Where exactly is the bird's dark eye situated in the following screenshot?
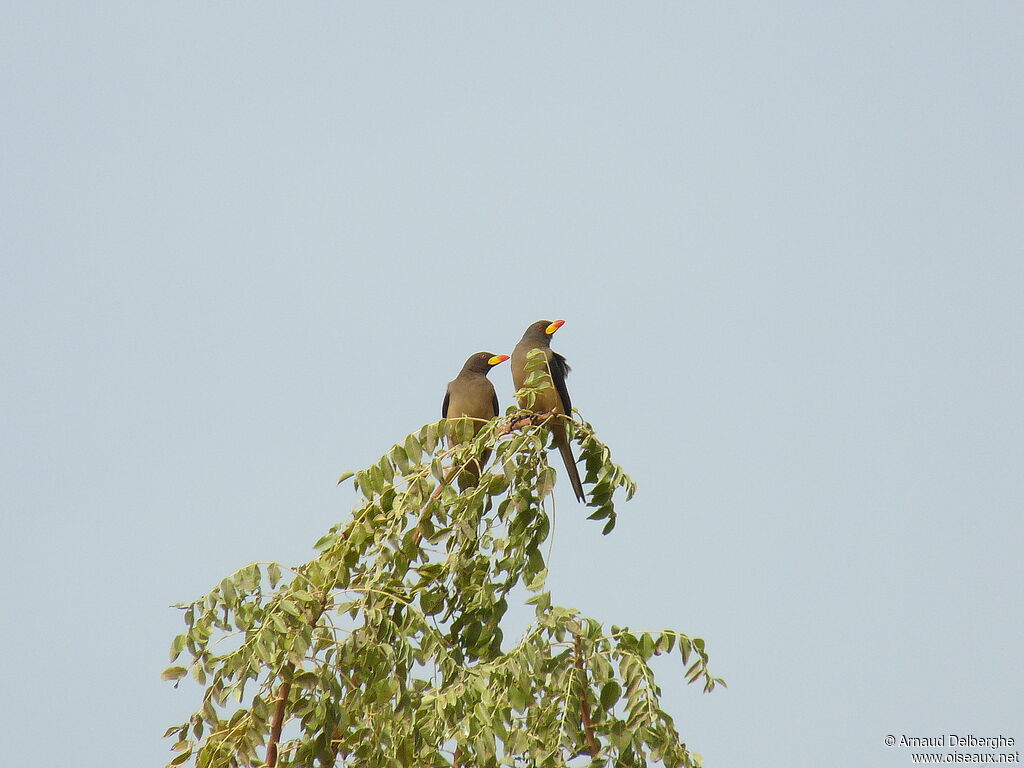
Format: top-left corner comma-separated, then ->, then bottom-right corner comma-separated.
479,354 -> 487,360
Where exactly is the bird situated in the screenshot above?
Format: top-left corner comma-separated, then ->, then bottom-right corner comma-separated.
442,352 -> 510,488
511,320 -> 585,502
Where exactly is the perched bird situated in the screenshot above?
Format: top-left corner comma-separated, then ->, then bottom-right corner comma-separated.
511,320 -> 585,502
442,352 -> 510,488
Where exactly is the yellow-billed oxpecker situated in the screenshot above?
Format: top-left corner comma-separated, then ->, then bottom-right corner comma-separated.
442,352 -> 509,488
511,320 -> 585,502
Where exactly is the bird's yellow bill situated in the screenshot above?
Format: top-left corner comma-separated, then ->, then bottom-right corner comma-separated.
488,354 -> 511,366
545,319 -> 565,335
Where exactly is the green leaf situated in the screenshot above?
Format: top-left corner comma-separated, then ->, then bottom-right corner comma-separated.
510,683 -> 529,713
656,632 -> 675,655
524,369 -> 548,388
486,474 -> 509,495
600,680 -> 622,710
169,634 -> 186,662
336,470 -> 355,485
525,567 -> 548,592
525,348 -> 548,371
404,434 -> 422,464
377,455 -> 395,484
368,464 -> 385,493
391,446 -> 410,473
162,666 -> 187,682
525,546 -> 545,577
454,417 -> 474,443
219,578 -> 236,604
679,637 -> 691,665
313,533 -> 337,551
255,636 -> 275,664
640,632 -> 656,660
525,591 -> 551,614
252,695 -> 269,720
420,590 -> 444,616
267,562 -> 282,588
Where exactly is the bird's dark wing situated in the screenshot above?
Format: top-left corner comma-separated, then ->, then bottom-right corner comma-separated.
442,389 -> 451,418
491,390 -> 499,418
549,352 -> 572,413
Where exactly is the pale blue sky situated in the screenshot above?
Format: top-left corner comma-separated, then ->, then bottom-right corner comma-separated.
2,3 -> 1021,766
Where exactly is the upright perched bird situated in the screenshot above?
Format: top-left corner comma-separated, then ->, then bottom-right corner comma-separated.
442,352 -> 510,488
511,320 -> 585,502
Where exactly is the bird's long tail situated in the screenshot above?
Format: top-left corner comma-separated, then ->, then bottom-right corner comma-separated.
554,424 -> 585,503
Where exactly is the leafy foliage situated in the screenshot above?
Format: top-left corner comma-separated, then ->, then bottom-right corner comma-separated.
164,363 -> 723,767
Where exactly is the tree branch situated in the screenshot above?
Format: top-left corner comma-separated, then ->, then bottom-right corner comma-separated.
265,593 -> 331,767
574,635 -> 599,758
265,672 -> 292,767
494,411 -> 557,437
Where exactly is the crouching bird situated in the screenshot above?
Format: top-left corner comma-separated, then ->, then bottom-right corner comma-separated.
511,320 -> 585,502
442,352 -> 510,488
